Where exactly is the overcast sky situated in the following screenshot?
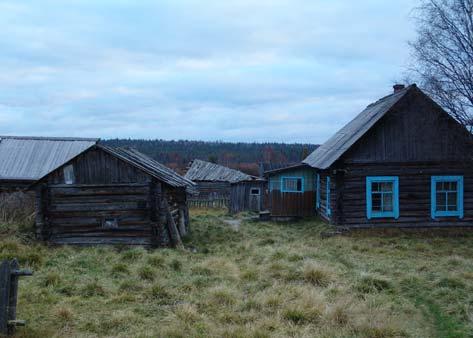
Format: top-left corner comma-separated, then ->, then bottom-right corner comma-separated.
0,0 -> 417,143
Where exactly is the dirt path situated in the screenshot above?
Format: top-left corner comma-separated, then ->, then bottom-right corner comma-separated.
223,219 -> 241,231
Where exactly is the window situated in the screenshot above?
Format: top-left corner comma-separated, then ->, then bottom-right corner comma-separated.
316,174 -> 321,208
63,164 -> 75,184
326,176 -> 331,216
281,176 -> 304,193
102,218 -> 118,229
431,176 -> 463,219
366,176 -> 399,219
250,188 -> 260,195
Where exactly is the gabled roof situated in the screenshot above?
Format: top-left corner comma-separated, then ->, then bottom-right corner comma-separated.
0,136 -> 98,181
303,85 -> 414,169
98,145 -> 197,193
184,159 -> 254,183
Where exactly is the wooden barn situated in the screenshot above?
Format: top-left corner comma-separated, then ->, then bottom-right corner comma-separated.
301,84 -> 473,228
0,136 -> 98,191
184,159 -> 266,211
2,139 -> 197,247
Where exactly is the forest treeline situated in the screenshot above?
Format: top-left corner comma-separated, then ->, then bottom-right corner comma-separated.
102,139 -> 318,175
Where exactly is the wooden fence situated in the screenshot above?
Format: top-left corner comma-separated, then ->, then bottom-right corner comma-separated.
0,259 -> 32,336
188,197 -> 229,209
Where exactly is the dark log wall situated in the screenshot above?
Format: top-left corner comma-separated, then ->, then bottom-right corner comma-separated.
44,184 -> 154,245
229,181 -> 266,214
342,89 -> 472,164
339,163 -> 473,228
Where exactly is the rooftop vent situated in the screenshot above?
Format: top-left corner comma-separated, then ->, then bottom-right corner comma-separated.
393,84 -> 405,93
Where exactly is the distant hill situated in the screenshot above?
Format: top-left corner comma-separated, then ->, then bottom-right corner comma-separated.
101,139 -> 318,176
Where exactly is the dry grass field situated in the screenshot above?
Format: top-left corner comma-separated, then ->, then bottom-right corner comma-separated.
0,208 -> 472,337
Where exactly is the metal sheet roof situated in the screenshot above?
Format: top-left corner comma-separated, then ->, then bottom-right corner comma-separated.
99,145 -> 197,193
0,136 -> 98,181
303,85 -> 413,169
184,159 -> 253,183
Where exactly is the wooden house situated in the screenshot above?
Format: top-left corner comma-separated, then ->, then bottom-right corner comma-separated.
28,143 -> 196,246
269,84 -> 473,228
0,136 -> 98,191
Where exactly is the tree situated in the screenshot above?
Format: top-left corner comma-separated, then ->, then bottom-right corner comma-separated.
409,0 -> 473,131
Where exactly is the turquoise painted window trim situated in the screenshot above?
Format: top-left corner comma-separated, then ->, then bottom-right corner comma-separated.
431,176 -> 463,219
281,176 -> 304,193
366,176 -> 399,219
326,176 -> 331,216
316,174 -> 321,209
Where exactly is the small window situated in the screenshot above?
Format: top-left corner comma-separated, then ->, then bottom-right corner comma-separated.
250,188 -> 260,195
366,176 -> 399,219
326,176 -> 331,216
102,218 -> 118,229
63,164 -> 75,184
431,176 -> 463,219
281,177 -> 304,193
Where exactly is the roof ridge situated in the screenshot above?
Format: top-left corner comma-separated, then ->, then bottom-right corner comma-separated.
0,135 -> 100,142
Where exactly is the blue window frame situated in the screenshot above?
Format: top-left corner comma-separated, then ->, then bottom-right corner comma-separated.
281,176 -> 304,193
326,176 -> 331,216
316,173 -> 320,208
431,176 -> 463,219
366,176 -> 399,219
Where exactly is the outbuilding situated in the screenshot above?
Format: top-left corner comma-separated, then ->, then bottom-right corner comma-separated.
28,142 -> 196,246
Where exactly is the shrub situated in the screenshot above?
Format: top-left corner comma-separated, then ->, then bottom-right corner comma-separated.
138,266 -> 155,281
303,262 -> 332,287
356,275 -> 392,294
110,263 -> 129,276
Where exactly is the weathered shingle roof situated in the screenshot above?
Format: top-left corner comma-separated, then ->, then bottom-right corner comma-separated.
184,159 -> 253,183
303,85 -> 413,169
0,136 -> 98,181
99,145 -> 197,193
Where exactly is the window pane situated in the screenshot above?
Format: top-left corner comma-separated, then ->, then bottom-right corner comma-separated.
372,193 -> 382,212
372,182 -> 380,192
446,192 -> 458,211
382,193 -> 393,212
436,181 -> 445,191
283,178 -> 302,192
297,179 -> 302,191
380,182 -> 393,192
436,192 -> 447,211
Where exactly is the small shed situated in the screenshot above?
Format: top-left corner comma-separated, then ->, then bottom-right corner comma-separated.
229,178 -> 267,214
184,159 -> 267,212
302,84 -> 473,228
29,143 -> 196,246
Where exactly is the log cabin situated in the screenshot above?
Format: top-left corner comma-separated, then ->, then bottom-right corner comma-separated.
32,144 -> 196,246
268,84 -> 473,228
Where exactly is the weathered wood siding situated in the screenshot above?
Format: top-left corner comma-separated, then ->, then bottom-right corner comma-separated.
316,172 -> 338,223
45,183 -> 154,245
268,167 -> 315,217
229,181 -> 266,214
193,181 -> 231,199
46,148 -> 150,185
36,146 -> 190,246
342,90 -> 472,164
338,163 -> 473,228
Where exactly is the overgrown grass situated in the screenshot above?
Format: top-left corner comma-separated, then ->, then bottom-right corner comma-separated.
1,208 -> 472,337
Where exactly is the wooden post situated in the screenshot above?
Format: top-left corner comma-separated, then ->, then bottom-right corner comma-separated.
0,259 -> 32,336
